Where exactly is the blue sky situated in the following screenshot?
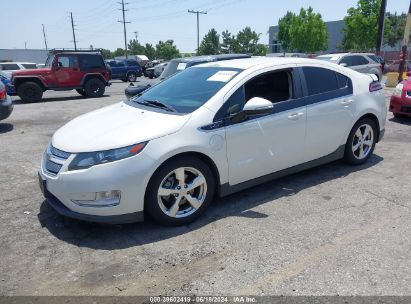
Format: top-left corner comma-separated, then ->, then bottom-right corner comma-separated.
1,0 -> 406,53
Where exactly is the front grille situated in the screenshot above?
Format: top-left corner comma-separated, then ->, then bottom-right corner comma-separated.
50,145 -> 70,159
400,106 -> 411,113
44,144 -> 71,176
45,160 -> 63,175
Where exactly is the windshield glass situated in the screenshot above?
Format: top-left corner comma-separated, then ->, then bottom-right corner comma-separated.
45,55 -> 55,67
129,67 -> 243,113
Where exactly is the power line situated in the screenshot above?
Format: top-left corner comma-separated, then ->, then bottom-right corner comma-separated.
188,9 -> 207,53
42,24 -> 48,51
118,0 -> 131,58
70,12 -> 78,50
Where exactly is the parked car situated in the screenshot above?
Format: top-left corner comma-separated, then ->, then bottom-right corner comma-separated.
0,81 -> 13,121
0,71 -> 15,95
390,73 -> 411,118
384,60 -> 411,73
125,54 -> 251,99
0,62 -> 38,72
105,59 -> 142,82
39,57 -> 386,226
154,62 -> 168,78
144,66 -> 156,79
9,49 -> 111,102
317,53 -> 383,81
368,55 -> 385,72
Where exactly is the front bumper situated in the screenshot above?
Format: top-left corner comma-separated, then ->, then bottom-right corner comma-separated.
38,149 -> 156,224
390,95 -> 411,117
0,95 -> 13,120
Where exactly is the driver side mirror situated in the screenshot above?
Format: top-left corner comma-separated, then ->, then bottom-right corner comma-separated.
339,62 -> 348,67
231,97 -> 273,123
52,62 -> 62,70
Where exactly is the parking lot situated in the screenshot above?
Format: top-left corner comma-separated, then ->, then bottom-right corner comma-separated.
1,78 -> 411,296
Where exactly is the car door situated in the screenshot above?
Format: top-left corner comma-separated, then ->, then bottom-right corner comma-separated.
224,66 -> 307,186
301,65 -> 355,162
54,55 -> 83,87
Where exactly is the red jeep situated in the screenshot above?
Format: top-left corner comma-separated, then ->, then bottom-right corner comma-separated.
9,49 -> 111,102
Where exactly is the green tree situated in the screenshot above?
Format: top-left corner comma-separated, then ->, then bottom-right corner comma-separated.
220,30 -> 236,54
384,12 -> 407,47
113,48 -> 125,57
128,39 -> 146,55
342,0 -> 381,51
277,11 -> 295,52
198,28 -> 220,55
100,48 -> 113,60
145,43 -> 156,60
155,40 -> 180,60
233,27 -> 267,55
277,7 -> 327,53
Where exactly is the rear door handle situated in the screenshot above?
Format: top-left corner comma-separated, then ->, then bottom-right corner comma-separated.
341,99 -> 353,106
288,112 -> 304,120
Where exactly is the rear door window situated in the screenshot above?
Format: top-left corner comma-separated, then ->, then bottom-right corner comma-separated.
302,67 -> 338,95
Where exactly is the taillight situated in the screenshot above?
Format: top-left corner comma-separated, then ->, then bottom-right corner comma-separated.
369,81 -> 382,92
0,86 -> 6,100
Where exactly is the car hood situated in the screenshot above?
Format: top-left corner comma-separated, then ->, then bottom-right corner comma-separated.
52,102 -> 190,153
12,68 -> 51,77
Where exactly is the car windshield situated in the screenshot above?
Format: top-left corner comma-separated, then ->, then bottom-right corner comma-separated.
129,67 -> 243,114
45,55 -> 55,67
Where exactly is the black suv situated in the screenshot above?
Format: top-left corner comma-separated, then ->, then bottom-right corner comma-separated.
125,54 -> 251,99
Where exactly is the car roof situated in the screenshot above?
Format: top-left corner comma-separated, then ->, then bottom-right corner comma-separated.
171,54 -> 250,64
196,56 -> 323,70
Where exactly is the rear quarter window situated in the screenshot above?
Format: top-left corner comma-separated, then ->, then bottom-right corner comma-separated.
302,67 -> 339,95
79,54 -> 105,70
1,63 -> 20,70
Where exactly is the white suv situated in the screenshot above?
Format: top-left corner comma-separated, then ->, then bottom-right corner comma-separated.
39,57 -> 386,225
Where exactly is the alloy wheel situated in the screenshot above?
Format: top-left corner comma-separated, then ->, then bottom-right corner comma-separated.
352,124 -> 374,160
157,167 -> 207,218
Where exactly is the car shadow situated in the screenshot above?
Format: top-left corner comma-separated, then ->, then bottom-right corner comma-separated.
389,116 -> 411,126
12,95 -> 110,104
0,123 -> 13,134
38,155 -> 383,250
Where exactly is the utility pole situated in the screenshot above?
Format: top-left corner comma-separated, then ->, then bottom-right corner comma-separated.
398,0 -> 411,82
376,0 -> 387,54
42,24 -> 48,51
188,9 -> 207,53
70,12 -> 77,50
118,0 -> 130,58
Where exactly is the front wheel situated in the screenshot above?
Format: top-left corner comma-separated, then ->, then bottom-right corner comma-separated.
17,82 -> 43,102
127,72 -> 137,82
344,118 -> 377,165
84,78 -> 105,97
145,157 -> 215,226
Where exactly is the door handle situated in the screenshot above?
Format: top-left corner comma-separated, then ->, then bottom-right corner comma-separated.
288,112 -> 304,120
341,99 -> 353,106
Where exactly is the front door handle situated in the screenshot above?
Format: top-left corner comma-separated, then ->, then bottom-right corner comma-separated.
341,99 -> 353,106
288,112 -> 304,120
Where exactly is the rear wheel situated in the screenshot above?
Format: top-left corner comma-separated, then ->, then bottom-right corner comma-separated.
127,72 -> 137,82
76,89 -> 87,96
344,118 -> 377,165
145,157 -> 215,226
17,82 -> 43,102
84,78 -> 105,97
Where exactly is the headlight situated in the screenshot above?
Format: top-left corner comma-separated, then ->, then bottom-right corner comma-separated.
68,142 -> 147,171
393,83 -> 404,96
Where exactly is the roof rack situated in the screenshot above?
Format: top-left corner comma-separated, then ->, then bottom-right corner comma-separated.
49,48 -> 103,54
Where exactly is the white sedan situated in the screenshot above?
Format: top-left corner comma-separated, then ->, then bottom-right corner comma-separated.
38,57 -> 386,225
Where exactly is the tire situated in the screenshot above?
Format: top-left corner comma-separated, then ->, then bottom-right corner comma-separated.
76,89 -> 87,97
84,78 -> 105,97
127,72 -> 137,82
149,75 -> 153,79
121,79 -> 127,82
145,156 -> 215,226
17,81 -> 43,102
344,118 -> 377,165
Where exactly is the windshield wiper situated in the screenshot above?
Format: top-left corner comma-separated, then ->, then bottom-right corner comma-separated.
137,99 -> 176,112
